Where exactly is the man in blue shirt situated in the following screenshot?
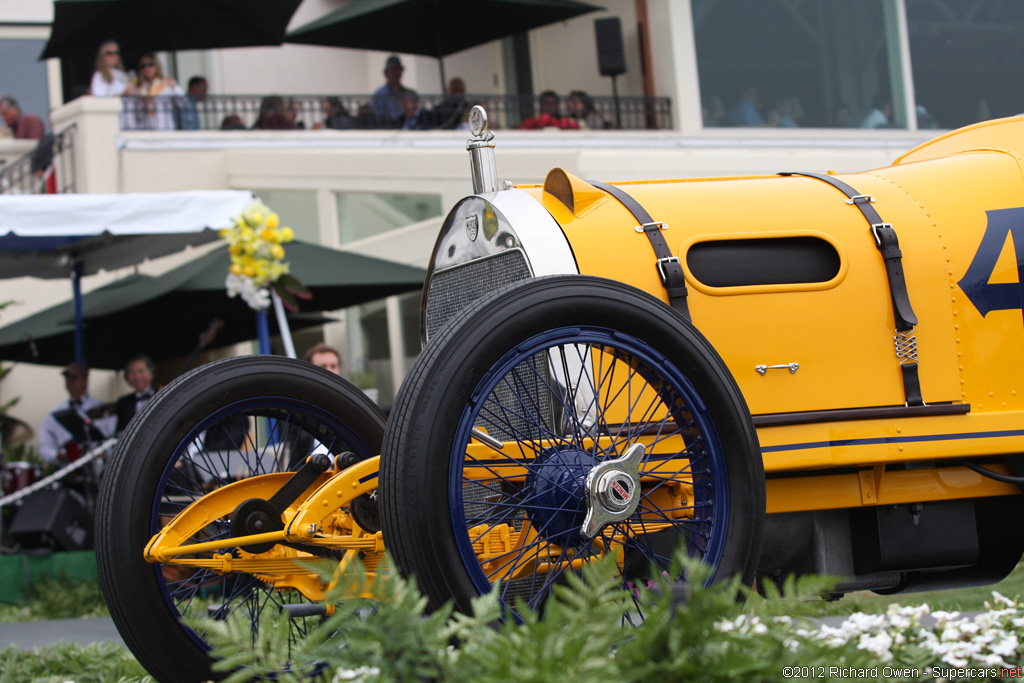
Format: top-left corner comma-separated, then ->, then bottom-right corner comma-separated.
371,55 -> 416,127
177,76 -> 207,130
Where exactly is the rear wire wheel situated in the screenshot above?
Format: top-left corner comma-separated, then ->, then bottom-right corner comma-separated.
96,356 -> 386,683
381,276 -> 765,621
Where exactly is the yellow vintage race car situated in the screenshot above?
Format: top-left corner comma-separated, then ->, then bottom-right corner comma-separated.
97,111 -> 1024,681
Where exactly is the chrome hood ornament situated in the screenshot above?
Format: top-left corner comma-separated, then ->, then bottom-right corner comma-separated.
466,105 -> 497,195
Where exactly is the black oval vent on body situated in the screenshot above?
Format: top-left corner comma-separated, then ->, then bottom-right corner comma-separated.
687,236 -> 840,287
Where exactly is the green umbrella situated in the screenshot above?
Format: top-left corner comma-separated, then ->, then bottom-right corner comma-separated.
0,241 -> 426,370
286,0 -> 603,89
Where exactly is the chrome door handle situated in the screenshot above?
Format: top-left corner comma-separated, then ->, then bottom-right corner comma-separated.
755,363 -> 799,376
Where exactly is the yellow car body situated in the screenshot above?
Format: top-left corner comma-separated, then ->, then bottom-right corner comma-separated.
101,115 -> 1024,682
419,115 -> 1024,592
521,119 -> 1024,504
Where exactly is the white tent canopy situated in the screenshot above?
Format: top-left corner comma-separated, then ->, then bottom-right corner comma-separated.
0,190 -> 255,279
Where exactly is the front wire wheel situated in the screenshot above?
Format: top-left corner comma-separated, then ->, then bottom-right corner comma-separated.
381,276 -> 765,621
96,356 -> 387,683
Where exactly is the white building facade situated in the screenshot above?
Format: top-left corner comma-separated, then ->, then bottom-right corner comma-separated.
1,0 -> 1022,441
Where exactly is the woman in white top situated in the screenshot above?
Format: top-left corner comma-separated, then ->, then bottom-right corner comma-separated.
126,53 -> 184,130
90,40 -> 131,97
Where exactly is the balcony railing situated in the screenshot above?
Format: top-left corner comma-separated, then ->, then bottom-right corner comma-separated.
0,124 -> 76,195
118,94 -> 672,132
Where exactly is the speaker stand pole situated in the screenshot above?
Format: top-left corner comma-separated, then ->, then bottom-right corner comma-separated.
611,74 -> 621,130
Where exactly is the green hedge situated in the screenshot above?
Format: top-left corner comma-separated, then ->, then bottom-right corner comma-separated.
0,550 -> 97,605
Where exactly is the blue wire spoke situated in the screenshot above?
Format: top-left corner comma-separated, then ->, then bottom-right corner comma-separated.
453,326 -> 731,617
554,343 -> 598,446
607,521 -> 678,569
650,518 -> 711,548
481,514 -> 579,583
487,365 -> 564,447
208,418 -> 253,472
522,542 -> 601,609
249,581 -> 281,648
487,529 -> 577,593
571,344 -> 631,452
599,362 -> 676,454
590,347 -> 633,455
635,499 -> 703,518
484,359 -> 555,440
460,444 -> 571,494
475,400 -> 557,459
499,345 -> 585,443
167,574 -> 202,606
461,432 -> 578,495
611,367 -> 671,445
466,486 -> 583,543
181,440 -> 228,485
511,355 -> 564,433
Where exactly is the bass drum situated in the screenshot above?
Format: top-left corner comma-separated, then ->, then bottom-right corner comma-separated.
381,275 -> 765,620
96,356 -> 386,683
1,461 -> 40,497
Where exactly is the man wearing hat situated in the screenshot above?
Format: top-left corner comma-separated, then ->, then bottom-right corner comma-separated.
38,362 -> 116,464
371,55 -> 417,127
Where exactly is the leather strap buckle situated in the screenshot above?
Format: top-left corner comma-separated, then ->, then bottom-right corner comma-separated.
657,256 -> 680,284
870,222 -> 894,248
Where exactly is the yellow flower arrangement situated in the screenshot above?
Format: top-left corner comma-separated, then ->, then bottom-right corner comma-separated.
221,201 -> 308,311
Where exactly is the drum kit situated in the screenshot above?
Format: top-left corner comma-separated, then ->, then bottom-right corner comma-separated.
0,405 -> 120,548
0,413 -> 36,497
1,409 -> 113,552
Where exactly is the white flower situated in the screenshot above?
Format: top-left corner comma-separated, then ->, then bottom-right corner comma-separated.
989,592 -> 1017,609
333,666 -> 381,682
225,273 -> 271,310
991,634 -> 1018,656
858,631 -> 894,662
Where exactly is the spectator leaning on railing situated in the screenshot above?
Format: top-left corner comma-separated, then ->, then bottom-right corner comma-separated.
0,95 -> 46,140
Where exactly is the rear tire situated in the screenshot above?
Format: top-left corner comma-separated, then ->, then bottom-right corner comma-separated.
381,276 -> 765,620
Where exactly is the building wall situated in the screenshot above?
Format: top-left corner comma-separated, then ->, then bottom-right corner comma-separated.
5,0 -> 1023,451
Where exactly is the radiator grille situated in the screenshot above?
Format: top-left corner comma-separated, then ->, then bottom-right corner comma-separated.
425,250 -> 532,342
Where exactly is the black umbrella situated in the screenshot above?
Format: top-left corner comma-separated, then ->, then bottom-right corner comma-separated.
285,0 -> 603,89
0,241 -> 426,370
40,0 -> 303,61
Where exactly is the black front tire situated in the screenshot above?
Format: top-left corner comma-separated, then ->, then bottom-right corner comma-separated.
381,276 -> 765,619
96,355 -> 386,683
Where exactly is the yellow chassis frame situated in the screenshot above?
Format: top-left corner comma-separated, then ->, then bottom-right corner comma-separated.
146,416 -> 1018,603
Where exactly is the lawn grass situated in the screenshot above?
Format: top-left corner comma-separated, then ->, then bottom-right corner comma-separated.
5,561 -> 1024,624
0,641 -> 150,683
2,562 -> 1023,682
0,573 -> 108,623
749,561 -> 1024,618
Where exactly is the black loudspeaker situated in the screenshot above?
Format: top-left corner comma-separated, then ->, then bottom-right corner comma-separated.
595,17 -> 626,77
9,487 -> 92,551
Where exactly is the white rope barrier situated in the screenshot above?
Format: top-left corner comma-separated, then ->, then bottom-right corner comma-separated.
0,438 -> 117,508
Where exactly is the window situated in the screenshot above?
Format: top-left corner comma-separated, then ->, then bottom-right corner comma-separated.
336,193 -> 442,245
0,39 -> 51,133
691,0 -> 905,129
906,0 -> 1024,129
254,190 -> 319,243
